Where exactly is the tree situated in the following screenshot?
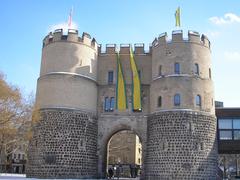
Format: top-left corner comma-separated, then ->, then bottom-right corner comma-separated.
0,72 -> 36,173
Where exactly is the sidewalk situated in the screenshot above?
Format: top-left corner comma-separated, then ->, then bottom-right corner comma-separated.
0,174 -> 140,180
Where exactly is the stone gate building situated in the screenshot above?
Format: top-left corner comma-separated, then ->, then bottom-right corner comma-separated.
27,28 -> 217,179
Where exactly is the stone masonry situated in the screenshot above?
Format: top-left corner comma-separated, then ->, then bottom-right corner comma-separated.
27,108 -> 98,179
145,110 -> 217,179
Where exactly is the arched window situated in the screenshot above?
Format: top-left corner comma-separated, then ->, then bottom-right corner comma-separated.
174,94 -> 181,106
158,96 -> 162,107
174,63 -> 180,74
209,68 -> 212,79
196,95 -> 201,106
159,65 -> 162,76
194,63 -> 199,75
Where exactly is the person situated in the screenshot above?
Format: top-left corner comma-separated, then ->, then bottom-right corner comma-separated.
108,167 -> 113,179
130,164 -> 134,178
116,166 -> 120,180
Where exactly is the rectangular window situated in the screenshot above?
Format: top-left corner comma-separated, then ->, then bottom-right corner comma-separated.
138,70 -> 141,79
174,63 -> 180,74
104,97 -> 110,111
110,97 -> 115,111
174,94 -> 181,106
219,130 -> 232,140
104,97 -> 114,112
218,119 -> 232,129
234,130 -> 240,140
159,65 -> 162,76
108,71 -> 114,84
233,119 -> 240,129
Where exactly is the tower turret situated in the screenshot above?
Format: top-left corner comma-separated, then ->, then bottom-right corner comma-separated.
145,30 -> 217,179
27,29 -> 99,179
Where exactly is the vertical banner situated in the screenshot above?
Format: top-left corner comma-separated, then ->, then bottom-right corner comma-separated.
129,47 -> 142,111
116,52 -> 127,110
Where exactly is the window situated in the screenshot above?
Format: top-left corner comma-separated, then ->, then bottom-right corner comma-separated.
110,97 -> 115,111
174,94 -> 181,106
194,63 -> 199,75
219,119 -> 232,129
18,154 -> 21,159
138,70 -> 141,79
174,63 -> 180,74
104,97 -> 110,111
233,119 -> 240,129
234,131 -> 240,140
219,131 -> 232,140
218,118 -> 240,140
104,97 -> 114,112
209,68 -> 211,79
159,65 -> 162,76
158,96 -> 162,107
108,71 -> 114,84
196,95 -> 201,106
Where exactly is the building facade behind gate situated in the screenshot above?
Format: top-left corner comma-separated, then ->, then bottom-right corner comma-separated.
27,28 -> 217,179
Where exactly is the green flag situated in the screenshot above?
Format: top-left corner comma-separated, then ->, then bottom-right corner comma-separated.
175,7 -> 181,27
129,47 -> 142,111
116,52 -> 127,110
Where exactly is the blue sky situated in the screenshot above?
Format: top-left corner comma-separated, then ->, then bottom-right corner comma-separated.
0,0 -> 239,107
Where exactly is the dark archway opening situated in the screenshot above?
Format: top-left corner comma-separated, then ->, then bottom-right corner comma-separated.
106,130 -> 142,179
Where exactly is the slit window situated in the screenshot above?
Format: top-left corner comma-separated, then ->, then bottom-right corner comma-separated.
138,70 -> 141,80
108,71 -> 114,84
159,65 -> 162,76
209,68 -> 212,79
158,96 -> 162,107
194,63 -> 199,75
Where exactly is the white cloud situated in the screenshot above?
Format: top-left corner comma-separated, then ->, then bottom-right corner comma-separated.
224,51 -> 240,62
48,21 -> 78,33
209,13 -> 240,25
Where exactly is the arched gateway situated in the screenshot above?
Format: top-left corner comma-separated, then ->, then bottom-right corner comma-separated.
27,29 -> 217,179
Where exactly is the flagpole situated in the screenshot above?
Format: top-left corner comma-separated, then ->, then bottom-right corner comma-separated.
68,6 -> 73,29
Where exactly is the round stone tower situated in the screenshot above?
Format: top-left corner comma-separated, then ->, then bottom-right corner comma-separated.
145,30 -> 217,179
27,29 -> 99,179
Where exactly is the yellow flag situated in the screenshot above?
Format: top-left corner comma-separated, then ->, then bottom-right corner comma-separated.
175,7 -> 181,27
129,47 -> 142,111
116,52 -> 127,110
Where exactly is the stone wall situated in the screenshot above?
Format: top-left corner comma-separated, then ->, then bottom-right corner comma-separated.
145,110 -> 217,180
27,108 -> 98,179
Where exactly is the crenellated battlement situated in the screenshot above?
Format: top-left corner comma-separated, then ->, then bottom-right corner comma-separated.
98,30 -> 210,55
42,29 -> 98,50
152,30 -> 210,49
98,43 -> 152,55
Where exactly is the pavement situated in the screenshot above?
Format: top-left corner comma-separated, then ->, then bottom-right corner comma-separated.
0,174 -> 140,180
